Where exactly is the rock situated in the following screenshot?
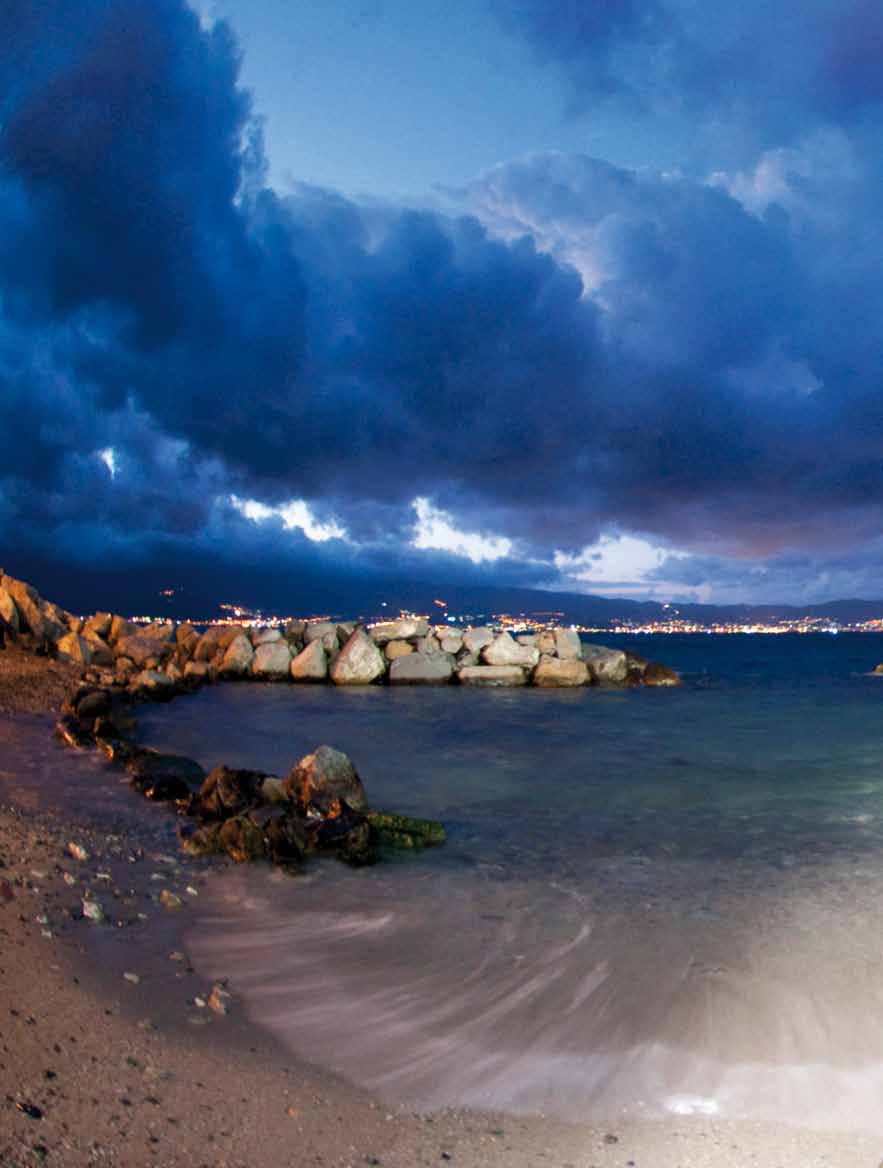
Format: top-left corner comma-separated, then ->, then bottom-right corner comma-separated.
304,621 -> 338,646
283,745 -> 368,814
0,587 -> 20,634
290,639 -> 328,681
368,618 -> 430,644
367,810 -> 446,849
582,645 -> 629,685
115,657 -> 137,681
218,815 -> 267,863
330,629 -> 386,685
481,633 -> 539,668
389,652 -> 455,685
642,661 -> 682,687
337,622 -> 356,642
178,822 -> 222,858
56,632 -> 92,665
384,639 -> 413,661
55,715 -> 91,748
126,751 -> 205,800
259,776 -> 289,804
416,634 -> 443,655
81,897 -> 105,923
132,669 -> 176,694
196,765 -> 268,819
75,690 -> 111,723
284,619 -> 307,643
159,889 -> 183,909
312,803 -> 375,865
462,627 -> 494,654
257,806 -> 308,866
554,628 -> 583,660
193,627 -> 225,661
184,660 -> 212,681
140,621 -> 175,641
533,656 -> 590,687
536,631 -> 556,654
439,633 -> 463,654
67,842 -> 90,861
116,635 -> 174,668
84,636 -> 113,667
208,984 -> 232,1015
84,612 -> 112,640
250,626 -> 281,646
109,615 -> 138,643
220,633 -> 254,676
0,575 -> 65,641
252,640 -> 292,678
458,665 -> 528,687
515,634 -> 537,646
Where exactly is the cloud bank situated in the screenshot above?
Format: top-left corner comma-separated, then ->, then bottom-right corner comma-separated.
3,1 -> 883,610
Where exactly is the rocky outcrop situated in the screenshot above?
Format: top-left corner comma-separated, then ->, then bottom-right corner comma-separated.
0,570 -> 682,694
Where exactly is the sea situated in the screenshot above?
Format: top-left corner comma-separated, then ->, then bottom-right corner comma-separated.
9,633 -> 883,1131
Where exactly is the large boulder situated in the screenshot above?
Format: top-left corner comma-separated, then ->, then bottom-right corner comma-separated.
290,639 -> 328,681
0,575 -> 65,641
554,628 -> 583,661
533,656 -> 590,687
140,621 -> 175,641
84,636 -> 113,667
582,645 -> 629,685
283,745 -> 368,814
368,618 -> 429,644
462,627 -> 494,654
56,632 -> 92,665
536,631 -> 556,655
439,633 -> 463,654
108,614 -> 138,644
250,626 -> 282,646
304,621 -> 339,651
458,665 -> 528,687
197,765 -> 269,819
330,629 -> 386,685
220,633 -> 254,676
84,612 -> 112,640
115,634 -> 174,668
193,626 -> 226,662
384,639 -> 413,661
252,640 -> 291,678
481,633 -> 540,668
389,652 -> 455,685
127,751 -> 205,800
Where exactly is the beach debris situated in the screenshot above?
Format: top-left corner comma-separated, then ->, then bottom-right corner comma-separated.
67,842 -> 89,862
123,971 -> 141,984
159,889 -> 182,910
81,897 -> 105,923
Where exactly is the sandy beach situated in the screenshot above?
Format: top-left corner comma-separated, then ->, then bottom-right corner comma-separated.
1,657 -> 880,1167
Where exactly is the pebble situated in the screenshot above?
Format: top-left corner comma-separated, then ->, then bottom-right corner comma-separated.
159,890 -> 182,910
123,972 -> 141,985
81,898 -> 105,923
62,873 -> 76,885
67,842 -> 89,862
208,984 -> 232,1015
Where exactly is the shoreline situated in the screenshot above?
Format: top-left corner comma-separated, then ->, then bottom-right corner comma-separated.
0,640 -> 880,1164
2,745 -> 879,1168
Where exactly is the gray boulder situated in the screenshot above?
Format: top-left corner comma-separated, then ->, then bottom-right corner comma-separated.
290,639 -> 328,681
330,629 -> 386,685
368,618 -> 430,644
252,640 -> 292,678
250,626 -> 281,646
283,745 -> 368,813
582,645 -> 629,685
482,633 -> 540,668
462,627 -> 494,654
389,652 -> 455,685
221,633 -> 254,676
384,639 -> 413,661
115,634 -> 174,668
554,628 -> 583,660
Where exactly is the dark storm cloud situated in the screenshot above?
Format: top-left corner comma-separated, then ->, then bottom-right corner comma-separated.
5,1 -> 883,607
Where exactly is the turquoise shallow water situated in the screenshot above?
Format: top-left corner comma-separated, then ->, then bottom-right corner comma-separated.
131,636 -> 883,1129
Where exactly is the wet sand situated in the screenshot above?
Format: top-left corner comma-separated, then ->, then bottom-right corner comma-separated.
0,656 -> 880,1166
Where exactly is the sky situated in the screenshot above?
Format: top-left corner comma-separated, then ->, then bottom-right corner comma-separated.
5,0 -> 883,612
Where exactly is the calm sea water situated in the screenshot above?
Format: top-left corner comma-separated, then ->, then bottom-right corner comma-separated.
81,637 -> 883,1127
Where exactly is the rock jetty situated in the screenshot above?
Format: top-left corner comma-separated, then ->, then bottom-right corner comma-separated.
0,570 -> 681,695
